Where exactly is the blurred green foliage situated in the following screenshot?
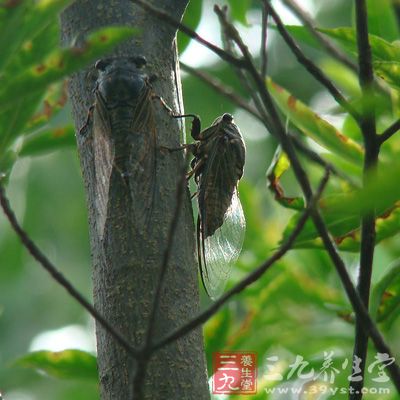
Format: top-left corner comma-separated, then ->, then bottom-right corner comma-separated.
1,0 -> 400,399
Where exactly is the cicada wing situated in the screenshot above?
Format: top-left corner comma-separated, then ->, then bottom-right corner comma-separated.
92,93 -> 114,240
127,86 -> 157,228
199,189 -> 246,300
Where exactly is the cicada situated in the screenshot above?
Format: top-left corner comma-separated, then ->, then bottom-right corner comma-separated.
173,112 -> 246,299
80,56 -> 157,237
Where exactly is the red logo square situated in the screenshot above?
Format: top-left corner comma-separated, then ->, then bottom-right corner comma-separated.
212,352 -> 257,395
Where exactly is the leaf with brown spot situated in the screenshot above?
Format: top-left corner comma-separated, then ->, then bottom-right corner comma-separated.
371,261 -> 400,323
15,350 -> 98,381
267,78 -> 364,164
266,145 -> 304,210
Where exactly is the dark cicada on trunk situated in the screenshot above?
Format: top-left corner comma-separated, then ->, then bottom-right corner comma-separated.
80,57 -> 157,238
178,113 -> 246,299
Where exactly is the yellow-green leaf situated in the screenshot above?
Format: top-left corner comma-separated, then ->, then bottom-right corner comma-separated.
15,349 -> 98,380
266,145 -> 304,210
267,78 -> 364,164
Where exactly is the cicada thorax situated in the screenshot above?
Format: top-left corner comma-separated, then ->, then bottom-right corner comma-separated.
91,57 -> 157,235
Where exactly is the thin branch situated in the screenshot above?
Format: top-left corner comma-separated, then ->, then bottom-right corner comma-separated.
260,1 -> 269,79
151,169 -> 331,353
289,133 -> 359,187
213,5 -> 400,390
264,1 -> 361,121
130,0 -> 245,68
0,184 -> 139,358
378,118 -> 400,144
351,1 -> 379,398
180,62 -> 260,120
280,0 -> 357,72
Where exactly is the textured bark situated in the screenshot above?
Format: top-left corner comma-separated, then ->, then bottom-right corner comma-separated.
60,1 -> 209,399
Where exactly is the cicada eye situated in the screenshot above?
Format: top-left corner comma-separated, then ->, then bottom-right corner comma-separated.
222,113 -> 233,123
133,55 -> 147,68
95,59 -> 109,71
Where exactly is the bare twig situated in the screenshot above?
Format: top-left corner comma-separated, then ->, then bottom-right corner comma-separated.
264,1 -> 360,121
130,0 -> 245,68
378,118 -> 400,145
280,0 -> 357,72
151,169 -> 331,353
351,1 -> 379,398
180,62 -> 260,120
260,1 -> 269,79
0,184 -> 139,358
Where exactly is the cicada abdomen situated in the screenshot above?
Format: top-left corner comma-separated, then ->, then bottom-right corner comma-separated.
81,56 -> 157,238
191,114 -> 246,299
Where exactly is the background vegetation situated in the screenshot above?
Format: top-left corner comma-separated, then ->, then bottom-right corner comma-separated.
0,0 -> 399,399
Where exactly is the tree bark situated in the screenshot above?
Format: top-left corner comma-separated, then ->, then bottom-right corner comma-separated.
60,1 -> 209,399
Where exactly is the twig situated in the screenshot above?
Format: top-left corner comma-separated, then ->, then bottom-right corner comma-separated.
260,1 -> 269,79
289,134 -> 359,187
0,184 -> 139,358
180,62 -> 260,120
130,0 -> 245,68
213,5 -> 400,390
351,1 -> 379,398
264,1 -> 360,121
151,169 -> 331,353
280,0 -> 357,72
378,118 -> 400,145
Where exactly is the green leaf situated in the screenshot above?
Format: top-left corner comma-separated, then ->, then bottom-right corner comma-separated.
178,0 -> 202,54
15,349 -> 98,380
319,27 -> 400,63
373,61 -> 400,90
3,18 -> 60,80
365,0 -> 400,42
0,0 -> 72,73
19,125 -> 76,157
0,93 -> 43,154
318,59 -> 361,99
280,196 -> 400,252
0,26 -> 138,110
267,78 -> 364,164
266,145 -> 304,210
371,261 -> 400,322
227,0 -> 251,25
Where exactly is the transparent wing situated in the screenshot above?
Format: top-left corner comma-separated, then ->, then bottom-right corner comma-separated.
199,189 -> 246,300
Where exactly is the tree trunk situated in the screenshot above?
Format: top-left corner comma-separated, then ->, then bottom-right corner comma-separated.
60,1 -> 209,399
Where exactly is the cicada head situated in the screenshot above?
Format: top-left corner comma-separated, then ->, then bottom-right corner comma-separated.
94,57 -> 148,108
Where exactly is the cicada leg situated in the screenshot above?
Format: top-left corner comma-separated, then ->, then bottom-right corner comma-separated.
152,94 -> 202,140
186,157 -> 205,180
